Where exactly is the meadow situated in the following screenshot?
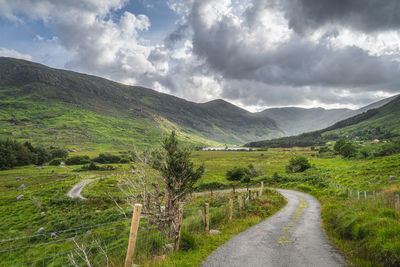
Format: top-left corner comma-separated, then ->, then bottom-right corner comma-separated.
1,146 -> 400,266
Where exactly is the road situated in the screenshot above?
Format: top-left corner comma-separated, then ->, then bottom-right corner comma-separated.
202,189 -> 345,267
66,179 -> 96,199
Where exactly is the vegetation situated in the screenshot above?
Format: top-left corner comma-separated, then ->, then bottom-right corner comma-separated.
0,139 -> 68,169
286,155 -> 311,173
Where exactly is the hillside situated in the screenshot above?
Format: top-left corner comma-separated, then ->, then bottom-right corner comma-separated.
259,95 -> 398,136
0,57 -> 283,150
246,94 -> 400,147
258,107 -> 350,136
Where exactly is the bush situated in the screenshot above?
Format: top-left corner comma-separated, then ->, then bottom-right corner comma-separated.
92,153 -> 121,164
340,142 -> 357,158
48,158 -> 62,166
179,231 -> 196,251
50,148 -> 68,159
286,155 -> 311,173
65,155 -> 91,165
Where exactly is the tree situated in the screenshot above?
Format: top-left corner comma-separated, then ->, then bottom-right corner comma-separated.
226,166 -> 247,191
334,139 -> 346,154
340,142 -> 357,158
286,155 -> 311,173
143,131 -> 204,247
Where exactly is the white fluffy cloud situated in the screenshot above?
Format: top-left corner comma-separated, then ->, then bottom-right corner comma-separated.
0,48 -> 32,60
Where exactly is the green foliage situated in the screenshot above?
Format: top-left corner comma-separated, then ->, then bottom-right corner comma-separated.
93,153 -> 121,164
286,155 -> 311,173
179,231 -> 197,251
48,158 -> 62,166
49,148 -> 68,159
226,166 -> 248,182
373,141 -> 400,157
0,139 -> 61,169
65,155 -> 91,165
334,140 -> 357,158
153,131 -> 205,199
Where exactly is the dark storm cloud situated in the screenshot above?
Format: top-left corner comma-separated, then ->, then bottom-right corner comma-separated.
279,0 -> 400,34
189,0 -> 400,89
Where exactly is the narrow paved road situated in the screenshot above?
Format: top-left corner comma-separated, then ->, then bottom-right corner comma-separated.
67,179 -> 95,199
202,189 -> 345,267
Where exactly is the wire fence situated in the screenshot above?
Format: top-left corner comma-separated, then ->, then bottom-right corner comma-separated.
1,188 -> 264,266
328,179 -> 400,211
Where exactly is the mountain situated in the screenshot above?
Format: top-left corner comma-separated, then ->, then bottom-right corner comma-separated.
258,107 -> 350,136
246,94 -> 400,148
258,95 -> 398,136
0,57 -> 283,150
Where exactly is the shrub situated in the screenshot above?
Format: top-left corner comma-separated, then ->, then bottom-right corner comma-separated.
179,231 -> 196,251
286,155 -> 311,173
92,153 -> 121,164
340,142 -> 357,158
48,158 -> 62,166
50,148 -> 68,159
65,155 -> 91,165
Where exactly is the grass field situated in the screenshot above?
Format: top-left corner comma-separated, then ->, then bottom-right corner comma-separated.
1,147 -> 400,266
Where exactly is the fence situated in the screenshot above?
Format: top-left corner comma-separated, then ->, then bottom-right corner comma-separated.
1,185 -> 265,266
328,179 -> 400,211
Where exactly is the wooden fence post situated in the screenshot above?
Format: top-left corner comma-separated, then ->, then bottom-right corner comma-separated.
124,204 -> 142,267
364,191 -> 367,200
238,195 -> 242,211
350,190 -> 353,198
397,194 -> 400,210
373,191 -> 376,200
382,191 -> 385,200
205,203 -> 210,234
249,190 -> 252,201
357,191 -> 360,200
198,209 -> 203,225
260,182 -> 264,196
174,203 -> 184,251
228,198 -> 233,221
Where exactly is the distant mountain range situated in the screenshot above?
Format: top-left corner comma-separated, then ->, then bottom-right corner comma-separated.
258,95 -> 397,136
1,57 -> 398,151
0,57 -> 282,150
247,94 -> 400,148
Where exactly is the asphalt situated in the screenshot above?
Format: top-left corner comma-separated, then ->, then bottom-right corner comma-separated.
66,179 -> 95,199
202,189 -> 346,267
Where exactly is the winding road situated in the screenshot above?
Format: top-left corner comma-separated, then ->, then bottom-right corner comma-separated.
202,189 -> 345,267
66,179 -> 96,199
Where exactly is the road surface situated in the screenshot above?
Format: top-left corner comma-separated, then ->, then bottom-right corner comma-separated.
66,179 -> 95,199
202,189 -> 345,267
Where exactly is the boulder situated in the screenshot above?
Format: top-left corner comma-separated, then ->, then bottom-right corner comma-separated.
18,184 -> 26,190
50,233 -> 58,238
15,177 -> 24,181
16,195 -> 24,200
163,243 -> 174,253
209,229 -> 221,235
389,175 -> 396,180
40,212 -> 46,216
37,227 -> 45,233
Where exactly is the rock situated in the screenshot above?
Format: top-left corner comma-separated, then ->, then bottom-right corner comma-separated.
18,184 -> 26,190
16,195 -> 24,200
50,233 -> 58,238
53,179 -> 66,183
163,243 -> 174,252
37,227 -> 45,233
40,212 -> 46,216
389,175 -> 396,180
86,230 -> 92,235
209,229 -> 221,235
15,177 -> 24,181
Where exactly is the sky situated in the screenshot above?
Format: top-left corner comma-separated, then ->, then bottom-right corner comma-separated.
0,0 -> 400,112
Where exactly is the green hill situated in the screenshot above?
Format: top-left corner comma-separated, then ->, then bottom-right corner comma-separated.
246,94 -> 400,147
0,57 -> 283,150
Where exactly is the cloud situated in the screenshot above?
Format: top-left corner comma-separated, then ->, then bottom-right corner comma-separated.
277,0 -> 400,34
0,48 -> 32,60
1,0 -> 400,110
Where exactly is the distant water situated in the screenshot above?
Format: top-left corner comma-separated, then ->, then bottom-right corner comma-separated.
202,147 -> 251,151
